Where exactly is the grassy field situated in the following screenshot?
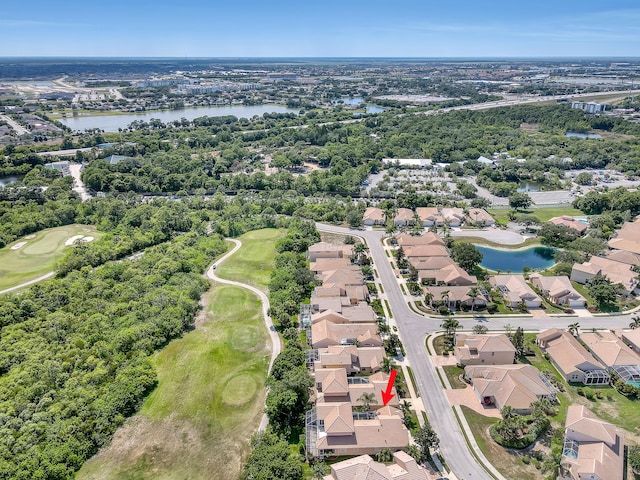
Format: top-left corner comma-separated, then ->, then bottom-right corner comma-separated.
216,229 -> 285,291
77,229 -> 282,480
0,224 -> 100,291
453,235 -> 541,249
488,206 -> 584,225
461,406 -> 542,480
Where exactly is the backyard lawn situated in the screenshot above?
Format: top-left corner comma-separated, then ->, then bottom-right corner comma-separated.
488,206 -> 584,225
78,230 -> 281,480
0,224 -> 101,291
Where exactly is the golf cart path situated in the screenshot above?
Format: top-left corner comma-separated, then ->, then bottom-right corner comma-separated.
205,238 -> 281,431
0,271 -> 56,295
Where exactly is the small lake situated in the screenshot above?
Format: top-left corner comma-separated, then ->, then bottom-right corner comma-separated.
0,175 -> 23,187
517,181 -> 543,192
338,98 -> 385,114
57,105 -> 300,132
478,246 -> 556,273
566,132 -> 602,139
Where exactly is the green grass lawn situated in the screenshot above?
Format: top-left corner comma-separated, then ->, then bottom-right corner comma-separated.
77,229 -> 280,480
460,406 -> 541,480
489,206 -> 584,224
216,229 -> 286,292
442,365 -> 467,389
454,235 -> 541,249
522,334 -> 640,438
0,224 -> 101,291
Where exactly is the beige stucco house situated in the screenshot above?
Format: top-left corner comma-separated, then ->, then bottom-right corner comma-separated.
454,333 -> 516,366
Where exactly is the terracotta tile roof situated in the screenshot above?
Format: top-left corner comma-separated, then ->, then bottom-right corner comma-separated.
530,274 -> 585,304
363,207 -> 385,223
572,256 -> 638,293
311,320 -> 382,348
549,216 -> 588,232
404,244 -> 449,258
536,329 -> 605,376
580,331 -> 640,367
394,208 -> 415,222
465,364 -> 553,411
608,217 -> 640,255
563,405 -> 624,480
489,274 -> 541,302
396,232 -> 444,247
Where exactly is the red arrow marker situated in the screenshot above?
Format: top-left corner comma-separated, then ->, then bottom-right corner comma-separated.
381,369 -> 397,406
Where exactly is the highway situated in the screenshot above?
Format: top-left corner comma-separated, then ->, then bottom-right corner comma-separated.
316,223 -> 636,480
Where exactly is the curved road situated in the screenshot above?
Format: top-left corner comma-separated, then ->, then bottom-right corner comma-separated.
205,238 -> 282,431
316,223 -> 636,480
0,271 -> 56,295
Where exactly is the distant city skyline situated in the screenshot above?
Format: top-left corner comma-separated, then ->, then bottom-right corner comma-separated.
2,0 -> 639,58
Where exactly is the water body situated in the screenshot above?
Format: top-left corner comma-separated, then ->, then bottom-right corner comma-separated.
339,98 -> 385,114
478,246 -> 556,273
0,175 -> 23,187
566,132 -> 602,139
517,181 -> 543,192
58,105 -> 299,132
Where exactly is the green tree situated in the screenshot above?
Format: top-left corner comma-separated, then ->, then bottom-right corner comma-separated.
473,324 -> 488,334
512,327 -> 525,357
586,274 -> 618,308
630,316 -> 640,330
241,431 -> 304,480
628,444 -> 640,475
413,422 -> 440,463
376,448 -> 393,463
450,242 -> 483,273
538,223 -> 580,248
508,192 -> 533,210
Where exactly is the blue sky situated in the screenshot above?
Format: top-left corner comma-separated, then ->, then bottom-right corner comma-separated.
1,0 -> 639,57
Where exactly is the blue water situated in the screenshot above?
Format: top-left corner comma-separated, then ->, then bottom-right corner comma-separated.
478,246 -> 556,273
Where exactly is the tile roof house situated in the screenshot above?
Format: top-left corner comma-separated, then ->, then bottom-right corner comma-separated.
440,207 -> 466,227
454,333 -> 516,366
549,216 -> 588,233
561,405 -> 624,480
605,249 -> 640,266
607,217 -> 640,255
310,257 -> 359,274
620,329 -> 640,354
415,207 -> 443,227
395,232 -> 444,247
315,345 -> 386,374
410,256 -> 456,273
465,364 -> 557,414
308,242 -> 354,262
421,264 -> 477,286
529,273 -> 586,307
467,208 -> 496,226
570,256 -> 639,295
536,329 -> 610,385
580,331 -> 640,367
489,275 -> 542,308
310,320 -> 382,349
394,208 -> 416,226
321,269 -> 365,287
363,207 -> 386,226
324,451 -> 431,480
404,244 -> 449,258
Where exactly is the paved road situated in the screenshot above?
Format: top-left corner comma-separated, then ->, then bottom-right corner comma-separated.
37,147 -> 93,157
205,238 -> 281,432
316,223 -> 637,479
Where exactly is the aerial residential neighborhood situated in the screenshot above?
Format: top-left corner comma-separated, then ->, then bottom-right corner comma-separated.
3,3 -> 640,479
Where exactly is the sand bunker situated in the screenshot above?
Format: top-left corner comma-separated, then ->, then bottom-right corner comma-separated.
24,234 -> 36,239
10,241 -> 27,250
65,235 -> 85,246
65,235 -> 96,246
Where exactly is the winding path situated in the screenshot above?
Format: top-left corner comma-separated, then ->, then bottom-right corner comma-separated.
205,238 -> 281,431
0,272 -> 56,295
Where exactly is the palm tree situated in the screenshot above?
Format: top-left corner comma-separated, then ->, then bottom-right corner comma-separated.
568,322 -> 580,336
440,290 -> 451,309
381,357 -> 394,374
358,392 -> 378,411
500,405 -> 516,420
630,316 -> 640,329
399,399 -> 412,416
542,452 -> 562,480
468,286 -> 480,312
424,291 -> 434,307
